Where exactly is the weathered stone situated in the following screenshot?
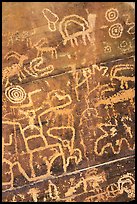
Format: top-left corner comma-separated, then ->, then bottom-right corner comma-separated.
2,2 -> 135,202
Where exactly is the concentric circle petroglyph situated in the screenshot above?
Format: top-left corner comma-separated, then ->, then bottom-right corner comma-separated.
105,8 -> 119,22
5,85 -> 26,103
109,23 -> 123,39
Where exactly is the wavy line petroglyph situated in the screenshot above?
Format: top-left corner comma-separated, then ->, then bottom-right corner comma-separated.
24,57 -> 54,77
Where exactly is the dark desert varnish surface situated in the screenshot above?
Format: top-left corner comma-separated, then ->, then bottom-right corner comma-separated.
2,2 -> 135,202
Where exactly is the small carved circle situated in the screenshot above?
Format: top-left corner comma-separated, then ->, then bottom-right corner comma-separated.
109,23 -> 123,39
119,40 -> 132,52
5,85 -> 26,103
104,45 -> 112,53
105,8 -> 119,22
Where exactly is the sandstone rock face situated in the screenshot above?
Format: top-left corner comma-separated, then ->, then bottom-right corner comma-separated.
2,2 -> 135,202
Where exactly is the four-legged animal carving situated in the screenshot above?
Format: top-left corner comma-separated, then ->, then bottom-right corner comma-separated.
3,51 -> 28,87
32,38 -> 57,58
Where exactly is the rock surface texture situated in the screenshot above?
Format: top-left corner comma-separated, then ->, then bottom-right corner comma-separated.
2,2 -> 135,202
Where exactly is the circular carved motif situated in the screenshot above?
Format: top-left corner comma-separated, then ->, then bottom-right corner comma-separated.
5,85 -> 26,103
109,23 -> 123,39
105,8 -> 119,22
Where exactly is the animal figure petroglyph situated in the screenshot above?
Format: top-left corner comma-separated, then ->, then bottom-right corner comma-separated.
92,84 -> 134,155
3,51 -> 28,87
59,13 -> 96,47
110,64 -> 134,89
3,50 -> 54,83
79,62 -> 134,156
32,38 -> 57,58
95,87 -> 135,107
85,83 -> 135,155
94,118 -> 135,156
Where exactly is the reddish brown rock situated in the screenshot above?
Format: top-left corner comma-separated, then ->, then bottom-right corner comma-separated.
2,2 -> 135,202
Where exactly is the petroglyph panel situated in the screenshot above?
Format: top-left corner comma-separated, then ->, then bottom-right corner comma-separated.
2,157 -> 135,202
2,2 -> 135,202
2,2 -> 135,87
